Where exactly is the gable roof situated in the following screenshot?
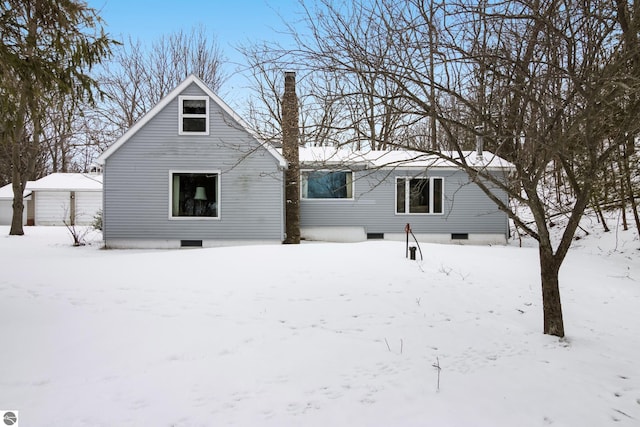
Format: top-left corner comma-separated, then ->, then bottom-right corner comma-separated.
298,147 -> 514,171
0,182 -> 34,200
27,173 -> 103,191
96,74 -> 286,168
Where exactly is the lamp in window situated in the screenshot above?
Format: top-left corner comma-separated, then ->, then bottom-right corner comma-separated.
194,186 -> 207,215
194,187 -> 207,201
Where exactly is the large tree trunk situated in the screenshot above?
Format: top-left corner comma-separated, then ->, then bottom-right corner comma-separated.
282,71 -> 300,244
527,180 -> 570,339
9,179 -> 25,236
539,246 -> 565,337
9,131 -> 25,236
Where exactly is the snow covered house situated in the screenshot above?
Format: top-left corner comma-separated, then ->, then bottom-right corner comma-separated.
97,74 -> 513,248
96,74 -> 287,249
298,147 -> 513,244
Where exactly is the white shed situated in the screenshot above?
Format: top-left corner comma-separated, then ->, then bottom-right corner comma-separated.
28,173 -> 103,226
0,183 -> 33,226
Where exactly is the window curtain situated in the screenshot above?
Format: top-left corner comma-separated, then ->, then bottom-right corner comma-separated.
172,175 -> 180,216
345,172 -> 353,198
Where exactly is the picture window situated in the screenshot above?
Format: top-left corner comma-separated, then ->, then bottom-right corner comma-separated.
301,170 -> 354,199
171,172 -> 218,218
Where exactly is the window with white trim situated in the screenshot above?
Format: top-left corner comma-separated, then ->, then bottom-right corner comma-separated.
179,96 -> 209,134
301,170 -> 353,199
396,177 -> 444,214
171,172 -> 218,218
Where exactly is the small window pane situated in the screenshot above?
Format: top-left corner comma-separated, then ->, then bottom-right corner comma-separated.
396,179 -> 406,213
183,99 -> 206,114
183,118 -> 206,132
172,173 -> 218,217
433,178 -> 443,213
409,178 -> 430,213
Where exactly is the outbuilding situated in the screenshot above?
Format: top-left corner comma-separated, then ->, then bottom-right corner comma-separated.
27,173 -> 103,226
0,183 -> 32,226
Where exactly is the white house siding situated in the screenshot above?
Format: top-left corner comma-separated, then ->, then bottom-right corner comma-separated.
300,168 -> 509,243
34,191 -> 70,225
0,200 -> 27,225
0,182 -> 34,226
102,82 -> 284,246
0,200 -> 10,225
75,191 -> 102,225
32,190 -> 102,226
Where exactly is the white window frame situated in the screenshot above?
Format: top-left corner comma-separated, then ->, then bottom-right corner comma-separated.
169,170 -> 221,220
395,176 -> 444,215
301,169 -> 354,200
178,96 -> 209,135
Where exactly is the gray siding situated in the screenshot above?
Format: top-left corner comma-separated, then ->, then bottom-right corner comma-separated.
103,83 -> 284,242
301,168 -> 509,236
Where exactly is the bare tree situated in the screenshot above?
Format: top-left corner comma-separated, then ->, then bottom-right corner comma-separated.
238,42 -> 351,148
93,25 -> 228,143
239,0 -> 418,151
247,0 -> 640,337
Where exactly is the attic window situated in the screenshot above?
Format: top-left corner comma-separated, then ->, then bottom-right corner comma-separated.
179,96 -> 209,135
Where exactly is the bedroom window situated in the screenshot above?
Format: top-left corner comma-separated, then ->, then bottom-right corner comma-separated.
301,170 -> 353,199
396,177 -> 443,214
179,96 -> 209,134
171,172 -> 218,218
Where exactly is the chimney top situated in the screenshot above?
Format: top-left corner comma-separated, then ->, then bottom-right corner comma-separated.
285,71 -> 296,80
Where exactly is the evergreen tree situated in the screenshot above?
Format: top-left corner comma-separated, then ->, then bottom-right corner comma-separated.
0,0 -> 116,235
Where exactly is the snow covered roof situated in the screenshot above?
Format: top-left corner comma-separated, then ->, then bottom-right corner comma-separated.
0,182 -> 34,200
298,147 -> 514,170
27,173 -> 103,191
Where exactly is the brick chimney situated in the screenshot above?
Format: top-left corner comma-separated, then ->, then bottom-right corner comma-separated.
282,71 -> 300,244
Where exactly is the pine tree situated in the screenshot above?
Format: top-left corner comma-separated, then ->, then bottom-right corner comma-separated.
0,0 -> 116,235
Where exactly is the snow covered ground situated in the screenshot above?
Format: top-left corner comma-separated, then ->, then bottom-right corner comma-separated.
0,214 -> 638,426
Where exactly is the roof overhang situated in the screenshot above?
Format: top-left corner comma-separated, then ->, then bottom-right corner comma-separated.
298,147 -> 515,172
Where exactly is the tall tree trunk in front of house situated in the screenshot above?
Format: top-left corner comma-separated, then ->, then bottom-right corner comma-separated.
9,100 -> 28,236
539,245 -> 564,337
282,71 -> 300,244
10,154 -> 26,236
